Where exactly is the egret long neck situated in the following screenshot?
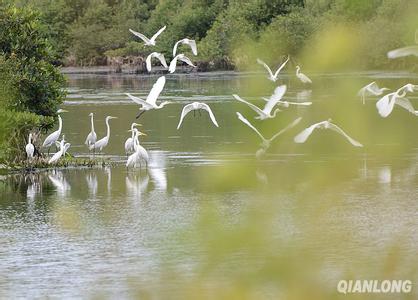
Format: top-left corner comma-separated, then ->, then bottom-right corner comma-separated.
28,134 -> 32,144
106,119 -> 111,138
90,115 -> 95,132
58,115 -> 63,132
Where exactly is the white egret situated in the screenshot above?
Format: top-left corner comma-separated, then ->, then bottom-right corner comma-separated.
376,84 -> 418,117
48,139 -> 71,164
129,25 -> 166,46
237,112 -> 302,150
25,133 -> 35,160
177,102 -> 219,129
257,56 -> 289,82
126,128 -> 149,169
42,109 -> 67,151
146,52 -> 168,72
357,81 -> 389,104
124,123 -> 143,155
55,135 -> 70,156
169,54 -> 196,73
173,38 -> 197,56
296,66 -> 312,84
294,119 -> 363,147
89,116 -> 117,152
387,46 -> 418,59
262,88 -> 312,107
84,112 -> 97,149
126,76 -> 170,118
232,85 -> 287,120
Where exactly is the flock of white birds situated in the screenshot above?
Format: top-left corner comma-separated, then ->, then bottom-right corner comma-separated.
24,26 -> 418,167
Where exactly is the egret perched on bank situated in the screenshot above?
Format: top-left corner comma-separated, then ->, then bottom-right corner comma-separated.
296,66 -> 312,84
25,133 -> 35,160
146,52 -> 168,72
169,54 -> 196,73
125,123 -> 142,155
85,112 -> 97,149
172,38 -> 197,56
357,82 -> 389,104
42,109 -> 68,153
257,56 -> 289,82
126,128 -> 149,169
126,76 -> 170,118
177,102 -> 219,129
89,116 -> 117,152
48,138 -> 71,164
237,112 -> 302,151
233,85 -> 287,120
294,119 -> 363,147
129,26 -> 166,46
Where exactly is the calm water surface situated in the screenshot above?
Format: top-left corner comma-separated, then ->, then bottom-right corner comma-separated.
0,71 -> 417,298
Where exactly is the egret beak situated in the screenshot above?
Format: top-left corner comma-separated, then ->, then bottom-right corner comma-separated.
138,132 -> 147,136
109,116 -> 118,120
58,109 -> 68,113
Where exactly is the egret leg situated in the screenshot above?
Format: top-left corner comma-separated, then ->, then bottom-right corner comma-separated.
199,109 -> 202,117
136,110 -> 146,119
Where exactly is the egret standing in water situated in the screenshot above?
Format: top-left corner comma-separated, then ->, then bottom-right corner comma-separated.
89,116 -> 117,153
25,133 -> 35,161
126,76 -> 170,118
125,123 -> 142,155
85,112 -> 97,152
42,109 -> 67,154
48,138 -> 71,165
126,128 -> 149,169
296,66 -> 312,84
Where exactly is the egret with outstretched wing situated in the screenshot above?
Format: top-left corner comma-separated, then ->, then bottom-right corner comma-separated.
177,102 -> 219,129
129,26 -> 166,46
173,38 -> 197,56
169,54 -> 196,73
257,56 -> 289,82
146,52 -> 168,72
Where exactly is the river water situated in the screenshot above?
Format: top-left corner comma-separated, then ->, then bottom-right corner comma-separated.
0,71 -> 417,298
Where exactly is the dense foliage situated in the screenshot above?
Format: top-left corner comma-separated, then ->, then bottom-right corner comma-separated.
6,0 -> 417,71
0,5 -> 63,163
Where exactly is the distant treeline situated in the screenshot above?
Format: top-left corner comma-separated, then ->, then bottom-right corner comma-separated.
3,0 -> 418,70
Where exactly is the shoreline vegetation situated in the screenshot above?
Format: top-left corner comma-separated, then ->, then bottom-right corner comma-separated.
1,0 -> 418,171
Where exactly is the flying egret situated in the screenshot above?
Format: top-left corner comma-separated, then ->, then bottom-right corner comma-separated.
42,109 -> 68,152
294,119 -> 363,147
296,66 -> 312,84
358,82 -> 389,104
125,123 -> 143,155
257,56 -> 289,82
169,54 -> 196,73
376,84 -> 418,117
262,86 -> 312,107
89,116 -> 117,152
237,112 -> 302,150
126,76 -> 170,118
146,52 -> 168,72
129,26 -> 166,46
177,102 -> 219,129
48,139 -> 71,164
25,133 -> 35,160
85,112 -> 97,149
387,46 -> 418,59
232,85 -> 287,120
173,38 -> 197,56
126,128 -> 149,169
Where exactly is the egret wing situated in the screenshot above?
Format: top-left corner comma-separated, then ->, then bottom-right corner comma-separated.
178,55 -> 196,67
188,39 -> 198,55
146,76 -> 166,105
257,59 -> 274,79
233,94 -> 265,117
150,26 -> 166,43
200,103 -> 219,127
172,39 -> 183,56
263,85 -> 287,114
387,46 -> 418,59
169,55 -> 179,73
236,112 -> 266,142
328,123 -> 363,147
270,117 -> 302,142
126,93 -> 147,106
177,103 -> 194,129
129,29 -> 150,44
294,123 -> 320,143
395,97 -> 417,114
273,56 -> 290,78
